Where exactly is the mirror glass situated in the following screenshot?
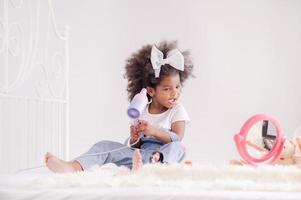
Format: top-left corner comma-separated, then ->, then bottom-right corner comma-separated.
245,120 -> 277,159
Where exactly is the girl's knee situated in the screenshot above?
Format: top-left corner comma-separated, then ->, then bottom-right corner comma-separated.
159,141 -> 186,163
167,141 -> 186,151
92,140 -> 123,150
93,140 -> 109,148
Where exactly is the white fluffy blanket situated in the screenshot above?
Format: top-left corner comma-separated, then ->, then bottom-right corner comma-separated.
29,164 -> 301,192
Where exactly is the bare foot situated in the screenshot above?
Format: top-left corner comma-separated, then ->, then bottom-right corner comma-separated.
45,152 -> 78,173
132,149 -> 143,171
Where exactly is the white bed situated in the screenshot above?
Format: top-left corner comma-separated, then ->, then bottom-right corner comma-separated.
1,187 -> 300,200
1,164 -> 301,200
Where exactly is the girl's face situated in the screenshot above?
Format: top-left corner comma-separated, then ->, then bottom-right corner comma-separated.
148,73 -> 182,110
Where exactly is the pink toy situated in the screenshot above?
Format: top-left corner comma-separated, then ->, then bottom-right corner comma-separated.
234,114 -> 285,165
127,88 -> 148,119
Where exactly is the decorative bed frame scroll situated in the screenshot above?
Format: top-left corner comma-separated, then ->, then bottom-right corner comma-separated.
0,0 -> 69,173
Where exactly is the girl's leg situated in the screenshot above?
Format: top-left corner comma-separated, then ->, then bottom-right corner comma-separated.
75,140 -> 134,170
46,140 -> 135,173
158,141 -> 186,164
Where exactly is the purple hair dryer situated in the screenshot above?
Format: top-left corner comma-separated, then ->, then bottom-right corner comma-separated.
127,88 -> 148,119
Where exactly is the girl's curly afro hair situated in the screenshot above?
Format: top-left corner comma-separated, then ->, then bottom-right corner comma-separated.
124,41 -> 194,101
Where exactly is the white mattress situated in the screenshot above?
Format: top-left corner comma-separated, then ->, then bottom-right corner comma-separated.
1,164 -> 301,200
1,187 -> 301,200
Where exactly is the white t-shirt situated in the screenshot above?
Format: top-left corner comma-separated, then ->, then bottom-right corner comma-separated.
139,103 -> 190,130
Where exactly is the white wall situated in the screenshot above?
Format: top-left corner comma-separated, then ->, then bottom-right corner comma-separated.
54,0 -> 301,163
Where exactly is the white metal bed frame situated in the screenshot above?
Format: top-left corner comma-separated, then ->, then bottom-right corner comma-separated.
0,0 -> 69,173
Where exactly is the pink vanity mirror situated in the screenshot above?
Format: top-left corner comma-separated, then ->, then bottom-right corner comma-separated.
234,114 -> 286,165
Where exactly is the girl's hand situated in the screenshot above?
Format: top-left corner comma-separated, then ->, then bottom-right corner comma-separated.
135,120 -> 155,137
130,125 -> 140,142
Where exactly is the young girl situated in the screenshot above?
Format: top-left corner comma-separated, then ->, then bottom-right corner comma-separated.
45,41 -> 194,173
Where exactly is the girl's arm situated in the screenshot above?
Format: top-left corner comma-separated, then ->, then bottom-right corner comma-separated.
129,125 -> 142,148
135,120 -> 185,144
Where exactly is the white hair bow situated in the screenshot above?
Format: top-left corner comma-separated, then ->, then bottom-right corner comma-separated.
150,45 -> 184,78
